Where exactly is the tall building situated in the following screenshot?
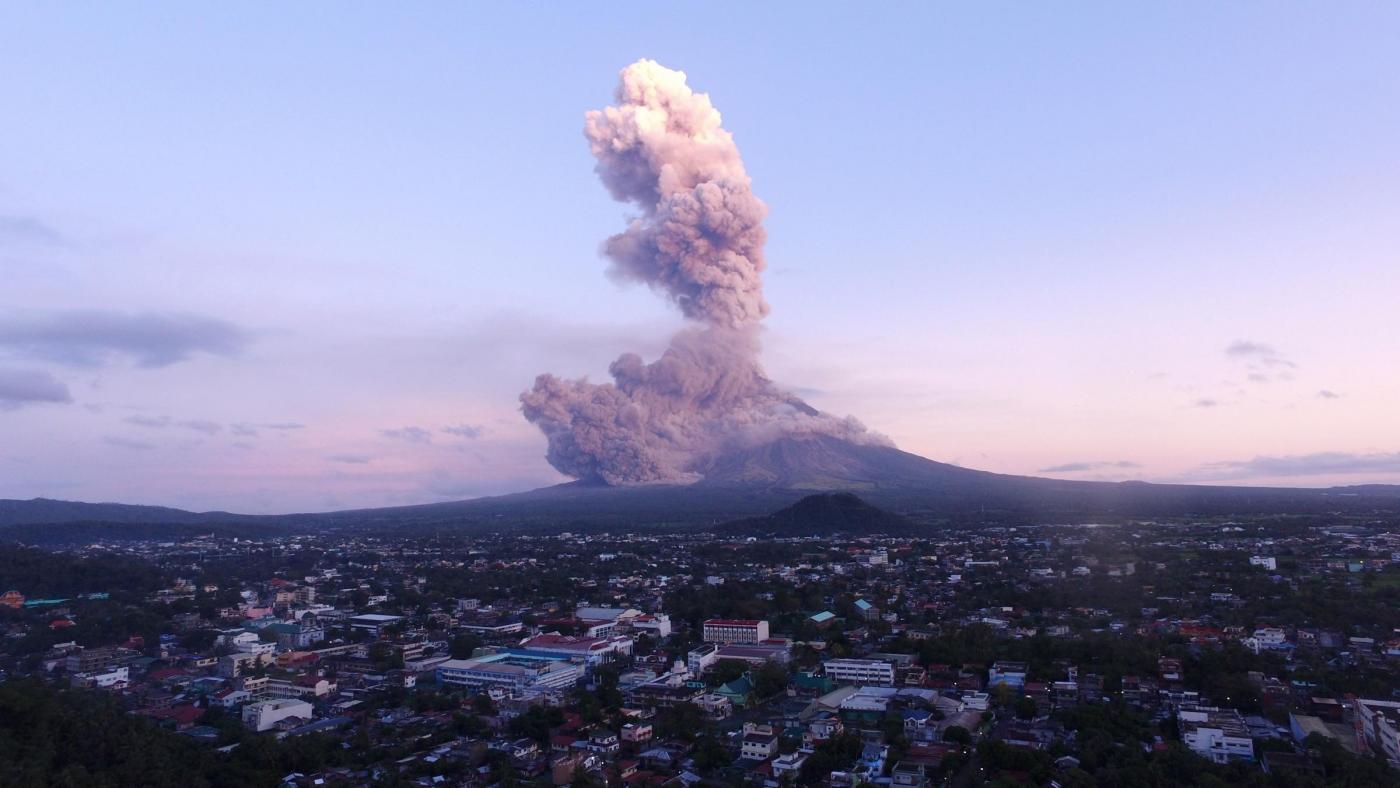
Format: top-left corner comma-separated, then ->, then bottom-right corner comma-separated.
824,658 -> 896,687
436,653 -> 581,692
702,619 -> 769,645
1353,698 -> 1400,768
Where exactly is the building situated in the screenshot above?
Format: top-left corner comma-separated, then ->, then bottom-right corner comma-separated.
1354,698 -> 1400,767
772,750 -> 810,779
218,650 -> 273,679
71,666 -> 128,689
347,614 -> 404,636
824,658 -> 895,687
740,723 -> 779,761
65,646 -> 128,674
621,723 -> 654,743
436,653 -> 581,692
242,698 -> 314,732
702,619 -> 769,645
686,644 -> 719,675
516,633 -> 633,668
1180,707 -> 1255,764
573,606 -> 638,637
265,676 -> 336,699
266,615 -> 324,650
629,613 -> 672,639
988,661 -> 1028,689
712,643 -> 789,667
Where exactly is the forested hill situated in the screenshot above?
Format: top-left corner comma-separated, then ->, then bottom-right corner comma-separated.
711,492 -> 923,537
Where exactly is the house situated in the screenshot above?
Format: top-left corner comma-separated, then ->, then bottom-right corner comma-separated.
621,722 -> 654,743
1179,707 -> 1254,764
242,698 -> 314,732
771,750 -> 809,779
901,708 -> 933,731
740,723 -> 779,761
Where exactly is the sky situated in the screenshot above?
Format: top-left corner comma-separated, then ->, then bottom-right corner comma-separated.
2,3 -> 1398,513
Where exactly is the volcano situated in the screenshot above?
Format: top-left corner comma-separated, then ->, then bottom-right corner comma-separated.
3,435 -> 1399,535
303,434 -> 1400,529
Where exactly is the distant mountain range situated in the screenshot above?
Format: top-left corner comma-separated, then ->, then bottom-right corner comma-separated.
3,435 -> 1399,538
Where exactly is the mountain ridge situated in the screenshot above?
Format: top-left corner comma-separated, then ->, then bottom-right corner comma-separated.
4,435 -> 1399,530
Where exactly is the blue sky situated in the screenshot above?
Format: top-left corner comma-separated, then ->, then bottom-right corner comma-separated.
2,3 -> 1398,511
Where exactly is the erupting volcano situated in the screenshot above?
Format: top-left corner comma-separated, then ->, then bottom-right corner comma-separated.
521,59 -> 884,486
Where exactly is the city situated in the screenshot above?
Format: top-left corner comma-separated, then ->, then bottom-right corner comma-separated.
1,512 -> 1397,785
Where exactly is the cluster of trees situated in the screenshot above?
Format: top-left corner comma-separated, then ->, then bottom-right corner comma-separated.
0,679 -> 344,787
0,545 -> 168,598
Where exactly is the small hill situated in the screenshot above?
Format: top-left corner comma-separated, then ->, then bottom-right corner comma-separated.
712,492 -> 920,537
0,498 -> 250,527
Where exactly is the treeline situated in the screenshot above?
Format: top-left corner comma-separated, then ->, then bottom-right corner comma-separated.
0,545 -> 168,598
0,679 -> 345,787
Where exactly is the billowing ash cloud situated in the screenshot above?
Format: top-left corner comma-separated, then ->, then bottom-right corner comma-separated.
521,60 -> 882,485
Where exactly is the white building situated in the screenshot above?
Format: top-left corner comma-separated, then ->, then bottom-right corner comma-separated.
1244,627 -> 1289,653
824,658 -> 896,687
242,698 -> 313,732
1249,556 -> 1278,571
1180,708 -> 1255,764
702,619 -> 769,645
740,723 -> 779,761
436,653 -> 581,692
630,613 -> 672,639
686,643 -> 719,675
517,633 -> 633,668
72,666 -> 129,688
772,750 -> 810,778
1355,698 -> 1400,768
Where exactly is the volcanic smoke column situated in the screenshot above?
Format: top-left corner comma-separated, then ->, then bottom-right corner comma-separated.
521,60 -> 877,485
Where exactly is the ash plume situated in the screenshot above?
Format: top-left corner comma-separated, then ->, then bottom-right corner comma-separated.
521,60 -> 883,485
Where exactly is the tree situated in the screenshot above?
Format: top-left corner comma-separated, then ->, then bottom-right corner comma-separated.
942,725 -> 971,745
453,635 -> 487,660
753,661 -> 790,699
1014,695 -> 1037,720
709,659 -> 747,687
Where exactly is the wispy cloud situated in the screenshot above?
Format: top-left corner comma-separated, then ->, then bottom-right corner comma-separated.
103,435 -> 155,451
382,426 -> 433,444
1317,389 -> 1342,400
1226,339 -> 1297,384
231,422 -> 304,438
123,414 -> 171,428
1225,340 -> 1295,368
1039,460 -> 1142,474
177,419 -> 223,435
1183,451 -> 1400,480
0,214 -> 67,246
1194,398 -> 1220,408
327,453 -> 373,464
0,310 -> 251,368
442,423 -> 484,439
0,368 -> 72,410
